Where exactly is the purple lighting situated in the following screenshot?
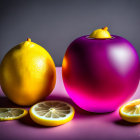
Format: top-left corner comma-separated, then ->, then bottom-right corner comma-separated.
62,35 -> 139,113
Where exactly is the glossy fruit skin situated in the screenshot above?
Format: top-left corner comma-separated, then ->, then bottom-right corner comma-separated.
0,40 -> 56,106
62,35 -> 139,113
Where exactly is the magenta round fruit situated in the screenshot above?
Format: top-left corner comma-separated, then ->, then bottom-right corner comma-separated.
62,27 -> 139,113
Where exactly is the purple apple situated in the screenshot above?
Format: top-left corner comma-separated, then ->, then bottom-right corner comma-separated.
62,27 -> 139,113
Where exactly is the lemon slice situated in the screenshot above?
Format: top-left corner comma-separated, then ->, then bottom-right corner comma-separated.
119,99 -> 140,123
29,100 -> 75,126
0,108 -> 28,121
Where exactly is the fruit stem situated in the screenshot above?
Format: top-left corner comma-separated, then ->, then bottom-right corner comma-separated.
102,26 -> 108,31
27,38 -> 31,42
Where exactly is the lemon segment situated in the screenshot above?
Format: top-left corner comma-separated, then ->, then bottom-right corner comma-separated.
29,100 -> 75,126
0,108 -> 28,121
119,99 -> 140,123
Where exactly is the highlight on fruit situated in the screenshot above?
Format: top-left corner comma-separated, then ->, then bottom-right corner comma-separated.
0,38 -> 56,106
62,26 -> 139,113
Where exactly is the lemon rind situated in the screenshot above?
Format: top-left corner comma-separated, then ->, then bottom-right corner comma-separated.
119,99 -> 140,123
29,100 -> 75,126
0,108 -> 28,121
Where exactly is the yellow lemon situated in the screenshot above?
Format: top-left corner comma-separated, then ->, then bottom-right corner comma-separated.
119,99 -> 140,123
89,26 -> 111,39
29,100 -> 75,126
0,108 -> 28,121
0,38 -> 56,106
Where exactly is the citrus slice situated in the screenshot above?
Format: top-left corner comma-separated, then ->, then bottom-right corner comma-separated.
0,108 -> 28,121
29,100 -> 75,126
119,99 -> 140,123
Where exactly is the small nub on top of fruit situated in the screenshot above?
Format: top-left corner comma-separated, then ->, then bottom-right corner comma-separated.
27,38 -> 31,42
89,26 -> 111,39
102,26 -> 108,31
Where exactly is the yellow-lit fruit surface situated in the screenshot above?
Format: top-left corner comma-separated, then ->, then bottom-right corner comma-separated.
0,38 -> 56,106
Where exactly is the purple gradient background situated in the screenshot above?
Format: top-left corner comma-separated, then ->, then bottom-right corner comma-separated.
0,67 -> 140,140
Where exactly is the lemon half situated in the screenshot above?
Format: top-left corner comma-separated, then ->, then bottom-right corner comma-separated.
29,100 -> 75,126
0,108 -> 28,121
119,99 -> 140,123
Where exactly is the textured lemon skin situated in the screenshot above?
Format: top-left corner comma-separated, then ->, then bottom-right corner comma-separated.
0,40 -> 56,106
29,103 -> 75,126
119,99 -> 140,123
0,108 -> 28,121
